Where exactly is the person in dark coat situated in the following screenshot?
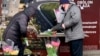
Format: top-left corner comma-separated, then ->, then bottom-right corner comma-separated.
2,3 -> 36,56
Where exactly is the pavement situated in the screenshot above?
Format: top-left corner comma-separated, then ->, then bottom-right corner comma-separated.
83,50 -> 100,56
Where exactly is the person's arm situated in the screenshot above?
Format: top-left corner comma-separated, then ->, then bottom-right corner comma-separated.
51,23 -> 63,31
62,6 -> 81,29
18,15 -> 28,37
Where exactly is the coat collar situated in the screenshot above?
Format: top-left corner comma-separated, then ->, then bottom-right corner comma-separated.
59,4 -> 73,14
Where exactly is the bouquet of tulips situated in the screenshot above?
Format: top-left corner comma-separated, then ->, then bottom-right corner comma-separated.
2,39 -> 19,55
45,38 -> 60,56
2,45 -> 19,55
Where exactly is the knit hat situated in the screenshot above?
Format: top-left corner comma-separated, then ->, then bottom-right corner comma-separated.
60,0 -> 69,4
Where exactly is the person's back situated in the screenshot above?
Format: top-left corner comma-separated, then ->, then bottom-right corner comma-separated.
2,3 -> 36,56
3,12 -> 28,43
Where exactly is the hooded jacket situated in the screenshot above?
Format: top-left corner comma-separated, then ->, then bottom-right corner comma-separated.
3,5 -> 36,43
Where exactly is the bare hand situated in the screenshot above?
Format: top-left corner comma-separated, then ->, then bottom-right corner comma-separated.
62,24 -> 65,29
52,31 -> 57,37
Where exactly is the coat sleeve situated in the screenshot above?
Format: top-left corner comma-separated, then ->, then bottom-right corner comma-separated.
63,6 -> 81,28
51,23 -> 63,31
18,16 -> 28,37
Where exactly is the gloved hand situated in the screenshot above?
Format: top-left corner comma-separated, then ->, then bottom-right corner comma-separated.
51,23 -> 63,31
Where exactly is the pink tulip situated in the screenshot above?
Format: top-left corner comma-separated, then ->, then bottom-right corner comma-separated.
51,41 -> 60,47
3,46 -> 13,52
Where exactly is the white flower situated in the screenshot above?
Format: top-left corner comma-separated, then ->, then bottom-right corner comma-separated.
46,44 -> 53,48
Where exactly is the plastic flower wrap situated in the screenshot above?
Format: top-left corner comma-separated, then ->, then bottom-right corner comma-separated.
40,29 -> 52,36
24,48 -> 32,55
2,39 -> 19,55
45,38 -> 60,56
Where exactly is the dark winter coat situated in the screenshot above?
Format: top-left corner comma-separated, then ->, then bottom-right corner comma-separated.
3,5 -> 36,44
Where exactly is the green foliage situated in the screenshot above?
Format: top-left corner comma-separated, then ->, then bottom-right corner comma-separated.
24,48 -> 32,55
47,47 -> 57,56
28,17 -> 41,34
0,28 -> 5,41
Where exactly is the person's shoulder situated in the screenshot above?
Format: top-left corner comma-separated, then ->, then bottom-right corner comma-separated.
71,4 -> 78,8
17,11 -> 26,17
14,11 -> 23,16
13,11 -> 25,19
70,4 -> 80,10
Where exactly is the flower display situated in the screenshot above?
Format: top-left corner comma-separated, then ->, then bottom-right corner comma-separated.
45,39 -> 60,56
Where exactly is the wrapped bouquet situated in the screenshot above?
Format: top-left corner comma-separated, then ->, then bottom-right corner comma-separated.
2,39 -> 19,55
45,38 -> 60,56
